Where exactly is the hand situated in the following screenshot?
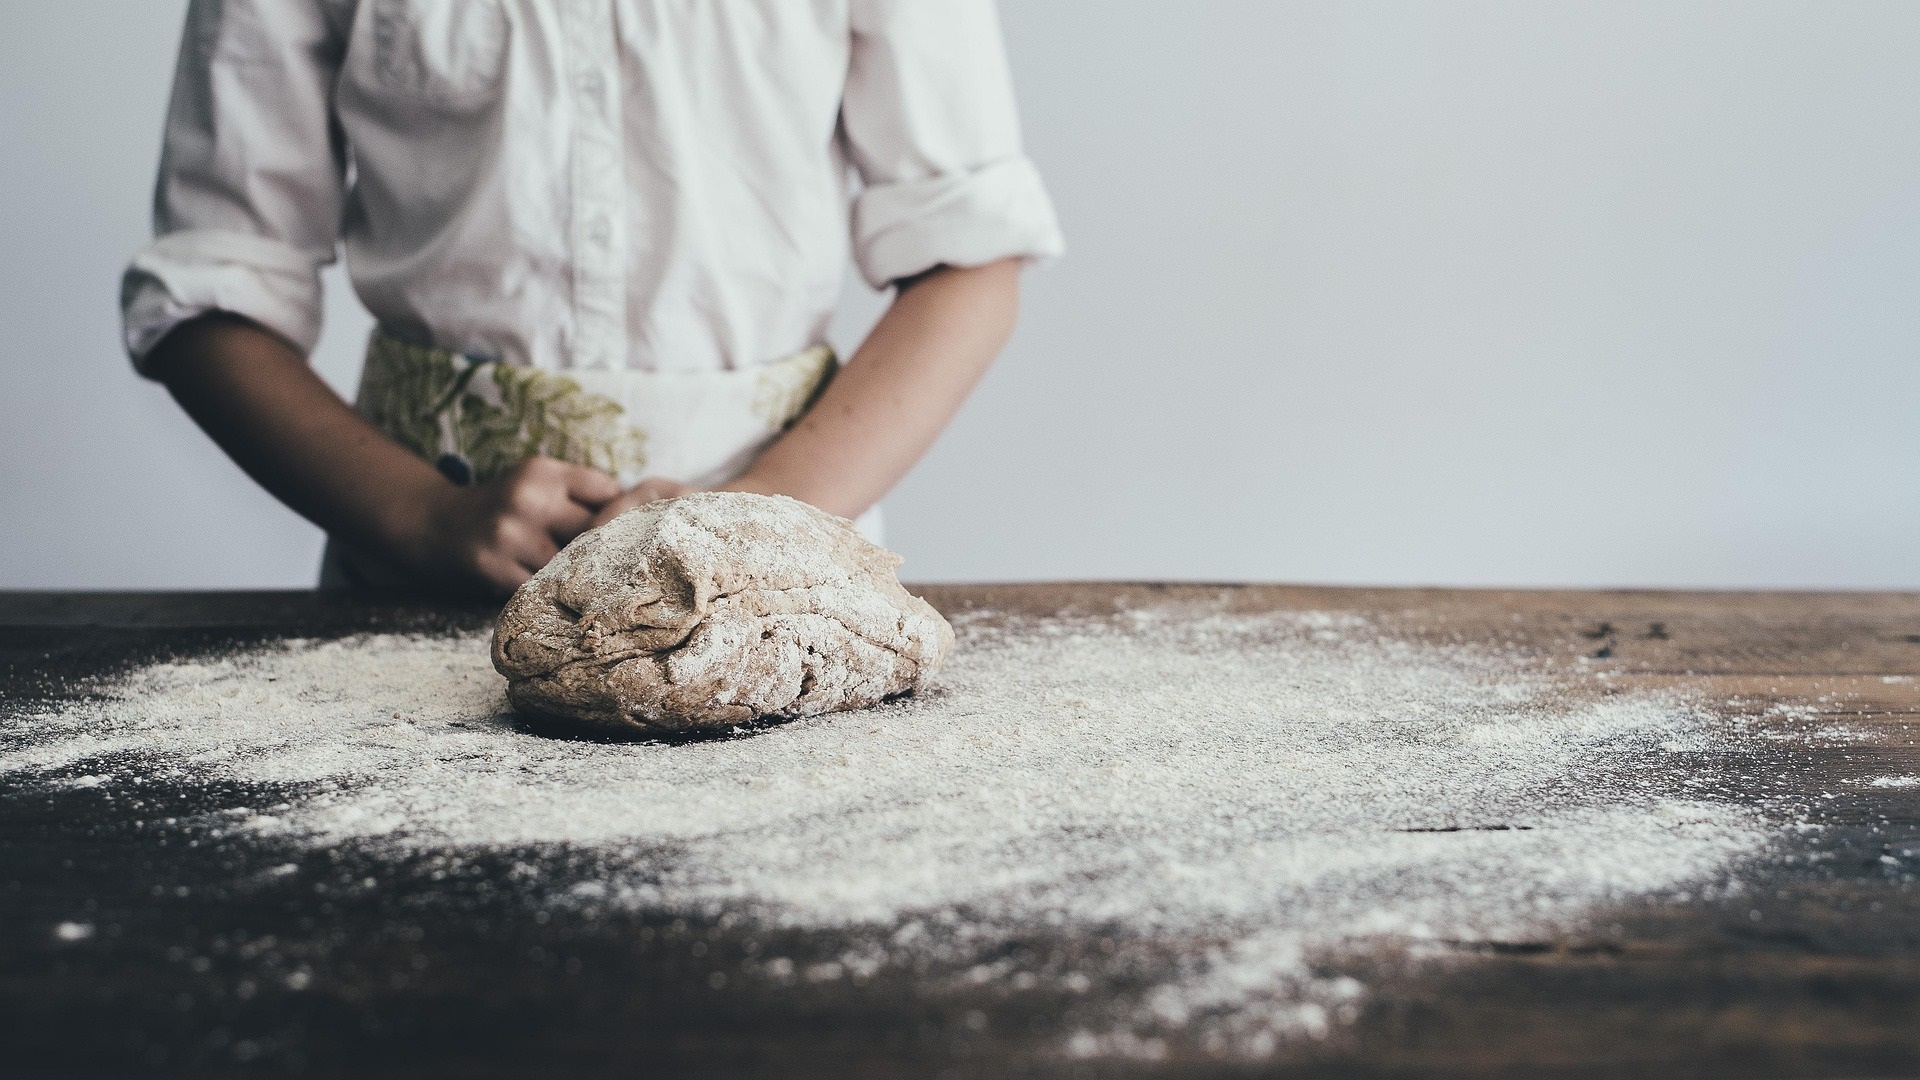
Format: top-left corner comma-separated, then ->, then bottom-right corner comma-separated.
586,476 -> 694,530
406,456 -> 621,596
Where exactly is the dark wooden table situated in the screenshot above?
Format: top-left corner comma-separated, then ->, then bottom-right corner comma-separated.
2,586 -> 1917,1079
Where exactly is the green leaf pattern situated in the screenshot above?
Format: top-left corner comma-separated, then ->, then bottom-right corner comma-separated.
357,333 -> 836,484
752,344 -> 836,432
357,334 -> 646,483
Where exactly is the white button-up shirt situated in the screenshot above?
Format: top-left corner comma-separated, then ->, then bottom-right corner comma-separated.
122,0 -> 1064,373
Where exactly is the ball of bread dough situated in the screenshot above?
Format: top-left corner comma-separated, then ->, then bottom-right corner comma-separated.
491,492 -> 953,734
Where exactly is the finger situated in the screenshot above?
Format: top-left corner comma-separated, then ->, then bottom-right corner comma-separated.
543,497 -> 596,548
631,477 -> 692,503
495,516 -> 560,573
473,550 -> 533,597
513,530 -> 562,572
497,462 -> 597,537
586,480 -> 685,529
587,491 -> 647,531
557,462 -> 621,509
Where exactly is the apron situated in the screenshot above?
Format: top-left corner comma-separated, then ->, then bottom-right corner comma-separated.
320,329 -> 882,588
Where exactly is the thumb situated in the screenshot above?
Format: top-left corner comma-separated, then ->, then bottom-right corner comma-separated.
639,478 -> 693,500
585,479 -> 690,530
560,462 -> 621,508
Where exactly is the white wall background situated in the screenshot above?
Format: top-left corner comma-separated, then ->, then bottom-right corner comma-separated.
3,1 -> 1916,589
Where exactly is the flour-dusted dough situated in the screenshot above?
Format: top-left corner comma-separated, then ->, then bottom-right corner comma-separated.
491,492 -> 953,734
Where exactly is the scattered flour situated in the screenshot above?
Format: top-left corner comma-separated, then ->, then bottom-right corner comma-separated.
0,607 -> 1766,1057
1866,775 -> 1920,789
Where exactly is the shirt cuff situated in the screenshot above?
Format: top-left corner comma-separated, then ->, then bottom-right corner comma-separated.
850,155 -> 1065,289
120,229 -> 329,375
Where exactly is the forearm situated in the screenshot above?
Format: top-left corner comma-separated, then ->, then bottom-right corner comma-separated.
145,314 -> 449,564
725,259 -> 1022,519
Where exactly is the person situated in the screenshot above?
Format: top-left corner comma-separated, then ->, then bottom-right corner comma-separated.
122,0 -> 1062,597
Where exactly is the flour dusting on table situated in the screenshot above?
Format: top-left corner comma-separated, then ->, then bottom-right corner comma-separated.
1,607 -> 1764,1058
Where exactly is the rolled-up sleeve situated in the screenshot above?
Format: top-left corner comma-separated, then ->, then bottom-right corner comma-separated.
121,0 -> 349,372
841,0 -> 1064,289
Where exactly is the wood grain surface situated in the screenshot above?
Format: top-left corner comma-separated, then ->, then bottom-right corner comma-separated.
2,585 -> 1917,1079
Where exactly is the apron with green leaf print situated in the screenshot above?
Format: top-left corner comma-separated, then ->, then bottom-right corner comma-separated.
320,329 -> 877,588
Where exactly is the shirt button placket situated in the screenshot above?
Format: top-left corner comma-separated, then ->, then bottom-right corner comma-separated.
565,0 -> 625,371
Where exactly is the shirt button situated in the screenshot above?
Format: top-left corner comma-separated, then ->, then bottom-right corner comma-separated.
587,215 -> 612,245
578,71 -> 604,99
